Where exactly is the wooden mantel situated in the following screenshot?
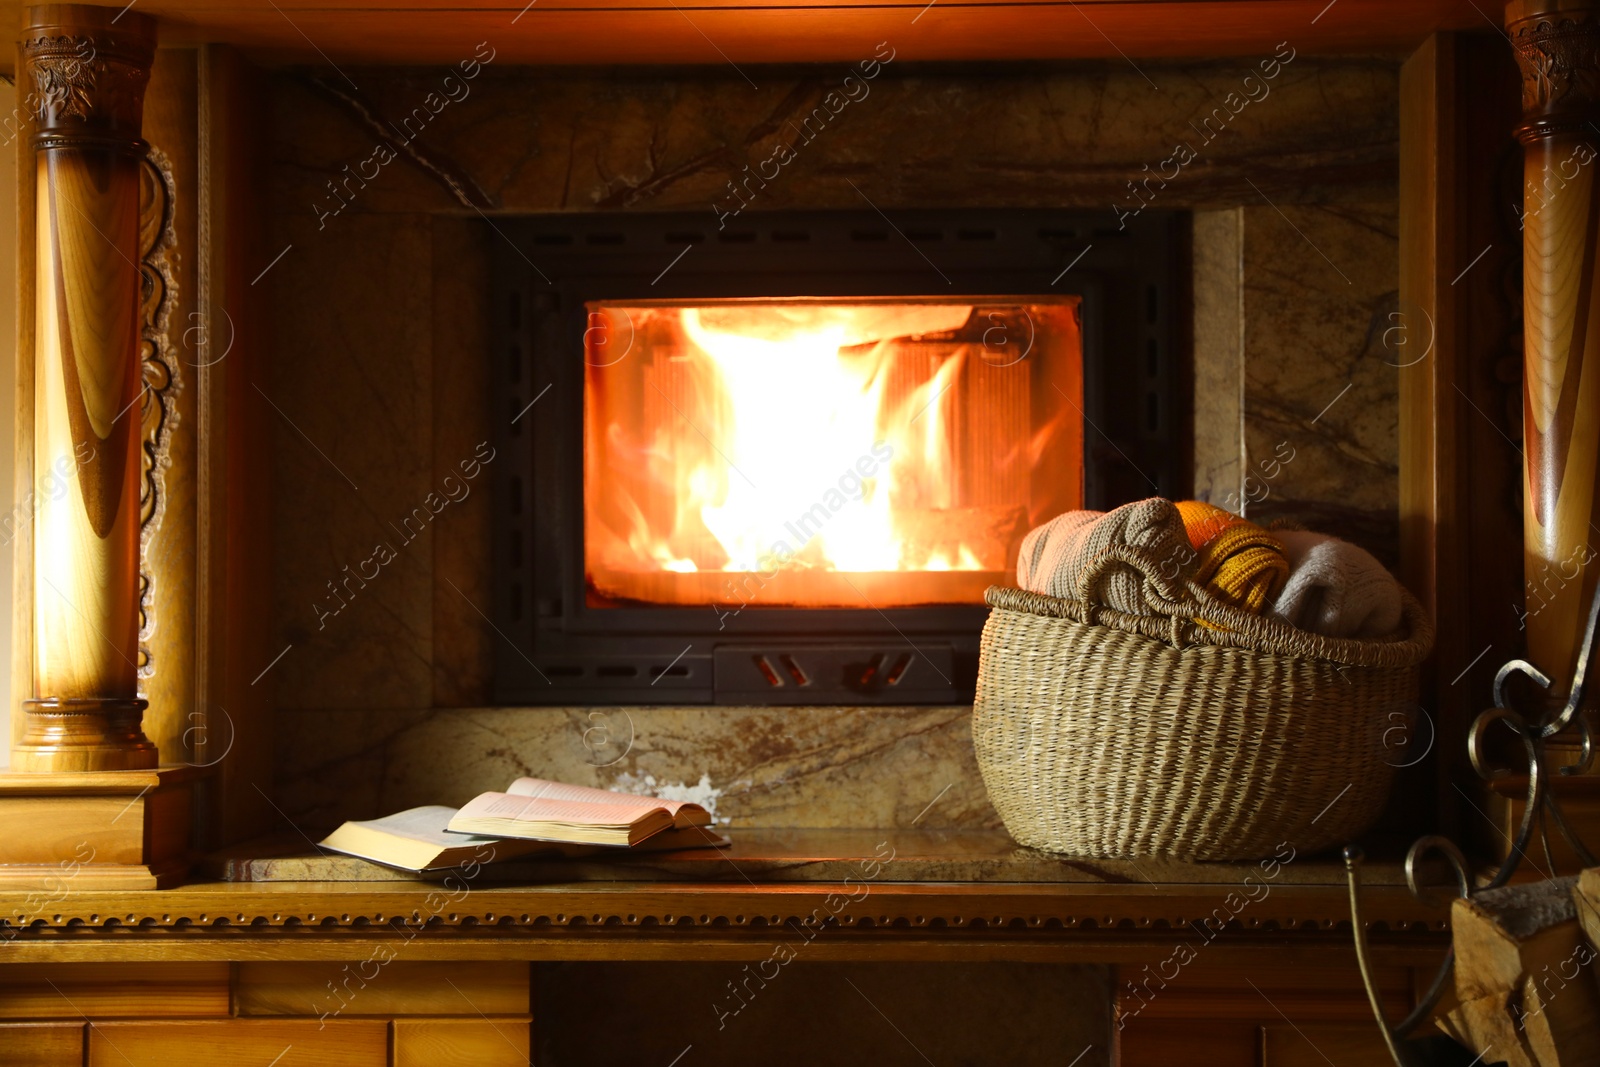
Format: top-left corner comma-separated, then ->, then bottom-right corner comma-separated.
0,0 -> 1572,1063
0,836 -> 1449,1063
0,0 -> 1509,68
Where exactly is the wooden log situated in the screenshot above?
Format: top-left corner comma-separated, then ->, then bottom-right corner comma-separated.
1576,867 -> 1600,947
1438,985 -> 1539,1067
11,4 -> 159,771
1449,875 -> 1600,1066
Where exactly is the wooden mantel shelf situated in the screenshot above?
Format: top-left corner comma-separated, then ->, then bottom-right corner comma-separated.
0,831 -> 1449,965
0,0 -> 1497,67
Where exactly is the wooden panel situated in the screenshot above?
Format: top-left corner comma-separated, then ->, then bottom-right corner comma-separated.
0,963 -> 229,1018
1115,961 -> 1412,1022
1486,776 -> 1600,877
1397,32 -> 1523,841
1261,1023 -> 1396,1064
0,1022 -> 83,1066
0,767 -> 196,883
236,961 -> 528,1016
393,1017 -> 532,1067
0,796 -> 147,865
0,0 -> 1495,69
196,44 -> 276,846
1117,961 -> 1413,1067
8,2 -> 33,753
88,1020 -> 388,1066
1119,1018 -> 1255,1067
146,781 -> 193,866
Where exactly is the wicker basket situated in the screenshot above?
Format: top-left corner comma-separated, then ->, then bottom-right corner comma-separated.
972,544 -> 1436,861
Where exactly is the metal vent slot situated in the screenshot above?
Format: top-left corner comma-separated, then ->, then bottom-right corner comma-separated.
585,232 -> 624,245
651,663 -> 691,679
711,644 -> 956,704
531,233 -> 573,246
665,231 -> 706,244
546,664 -> 583,677
753,654 -> 783,687
779,654 -> 809,687
857,653 -> 887,688
905,229 -> 943,242
771,230 -> 809,242
597,665 -> 637,678
718,231 -> 757,243
850,229 -> 889,242
957,228 -> 997,241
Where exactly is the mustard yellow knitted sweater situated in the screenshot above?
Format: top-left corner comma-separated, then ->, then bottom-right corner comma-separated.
1173,500 -> 1288,614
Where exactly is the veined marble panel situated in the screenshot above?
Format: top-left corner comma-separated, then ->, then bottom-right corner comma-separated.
1240,200 -> 1401,565
276,704 -> 994,832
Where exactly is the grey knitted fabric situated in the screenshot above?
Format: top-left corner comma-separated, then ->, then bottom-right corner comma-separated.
1269,529 -> 1403,638
1016,498 -> 1191,615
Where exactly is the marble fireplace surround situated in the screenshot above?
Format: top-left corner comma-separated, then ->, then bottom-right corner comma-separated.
269,55 -> 1417,834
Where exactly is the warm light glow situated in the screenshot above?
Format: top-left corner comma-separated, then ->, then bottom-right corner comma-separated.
584,298 -> 1082,608
679,306 -> 967,574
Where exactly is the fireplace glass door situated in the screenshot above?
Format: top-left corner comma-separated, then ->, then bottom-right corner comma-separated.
583,298 -> 1083,611
490,209 -> 1179,704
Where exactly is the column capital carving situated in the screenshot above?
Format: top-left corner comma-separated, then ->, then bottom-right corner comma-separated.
19,4 -> 156,149
1507,2 -> 1600,141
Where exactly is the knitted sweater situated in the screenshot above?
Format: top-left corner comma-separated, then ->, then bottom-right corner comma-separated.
1016,498 -> 1192,614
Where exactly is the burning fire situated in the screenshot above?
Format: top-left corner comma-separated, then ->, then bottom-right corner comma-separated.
584,299 -> 1077,606
678,307 -> 974,574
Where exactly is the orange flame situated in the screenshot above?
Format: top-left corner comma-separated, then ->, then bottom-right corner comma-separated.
584,299 -> 1081,608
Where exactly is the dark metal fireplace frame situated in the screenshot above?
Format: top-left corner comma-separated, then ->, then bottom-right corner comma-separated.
489,208 -> 1186,705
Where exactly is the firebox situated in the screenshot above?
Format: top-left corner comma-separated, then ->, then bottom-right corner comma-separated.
491,209 -> 1184,705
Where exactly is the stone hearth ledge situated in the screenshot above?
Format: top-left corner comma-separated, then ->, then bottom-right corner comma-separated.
203,828 -> 1425,888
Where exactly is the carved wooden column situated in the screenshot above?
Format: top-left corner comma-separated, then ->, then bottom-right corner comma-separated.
1509,2 -> 1600,700
11,5 -> 157,771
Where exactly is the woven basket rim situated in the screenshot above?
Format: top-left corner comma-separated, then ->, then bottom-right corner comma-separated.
984,576 -> 1435,669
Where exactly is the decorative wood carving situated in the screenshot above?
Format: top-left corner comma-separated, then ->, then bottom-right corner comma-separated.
27,35 -> 99,123
1507,2 -> 1600,694
136,150 -> 178,679
12,5 -> 159,771
0,882 -> 1450,939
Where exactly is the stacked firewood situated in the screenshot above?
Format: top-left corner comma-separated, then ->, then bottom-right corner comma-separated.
1435,870 -> 1600,1065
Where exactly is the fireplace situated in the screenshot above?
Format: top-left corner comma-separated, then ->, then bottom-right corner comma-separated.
491,209 -> 1185,704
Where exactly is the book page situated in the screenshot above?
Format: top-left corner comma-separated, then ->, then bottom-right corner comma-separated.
506,777 -> 707,821
459,791 -> 666,828
355,805 -> 486,846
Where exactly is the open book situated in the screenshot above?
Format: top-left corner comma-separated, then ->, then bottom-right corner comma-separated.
320,806 -> 551,872
446,776 -> 713,847
320,802 -> 724,872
